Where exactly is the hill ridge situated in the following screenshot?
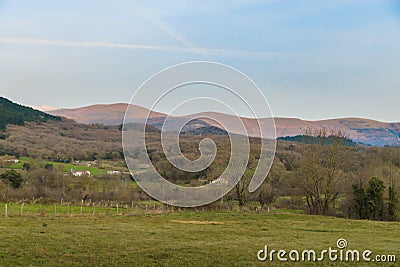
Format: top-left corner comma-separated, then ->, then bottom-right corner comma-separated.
0,97 -> 61,130
45,102 -> 400,147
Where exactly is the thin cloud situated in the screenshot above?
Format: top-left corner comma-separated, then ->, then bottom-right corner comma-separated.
136,7 -> 211,60
0,37 -> 196,52
0,37 -> 278,58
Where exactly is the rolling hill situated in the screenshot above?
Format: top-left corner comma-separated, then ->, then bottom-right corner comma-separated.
0,97 -> 61,130
48,103 -> 400,146
48,103 -> 164,125
0,97 -> 123,160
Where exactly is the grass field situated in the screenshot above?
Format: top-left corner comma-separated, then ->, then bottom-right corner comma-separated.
0,209 -> 398,266
0,157 -> 113,176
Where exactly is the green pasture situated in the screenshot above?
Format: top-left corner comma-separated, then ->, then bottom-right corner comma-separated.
0,206 -> 398,266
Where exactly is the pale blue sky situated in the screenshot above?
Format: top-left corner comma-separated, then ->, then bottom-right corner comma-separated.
0,0 -> 399,121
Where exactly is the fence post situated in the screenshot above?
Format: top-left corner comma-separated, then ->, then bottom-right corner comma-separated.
116,204 -> 119,216
67,203 -> 70,217
54,204 -> 57,216
20,203 -> 24,216
5,204 -> 8,217
92,203 -> 95,217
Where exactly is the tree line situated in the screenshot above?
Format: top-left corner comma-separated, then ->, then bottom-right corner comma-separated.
0,120 -> 399,221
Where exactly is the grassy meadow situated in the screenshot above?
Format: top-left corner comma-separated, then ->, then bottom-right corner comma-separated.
0,157 -> 114,176
0,208 -> 399,266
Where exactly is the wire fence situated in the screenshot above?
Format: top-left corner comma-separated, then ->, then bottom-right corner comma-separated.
1,202 -> 183,217
0,201 -> 259,217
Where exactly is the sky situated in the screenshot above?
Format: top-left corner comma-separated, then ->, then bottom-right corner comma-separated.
0,0 -> 399,121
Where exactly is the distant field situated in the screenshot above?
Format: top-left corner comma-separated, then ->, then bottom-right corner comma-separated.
0,157 -> 117,176
0,210 -> 398,266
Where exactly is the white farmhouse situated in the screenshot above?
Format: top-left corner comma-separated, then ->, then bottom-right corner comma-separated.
4,159 -> 19,164
210,177 -> 229,184
70,169 -> 91,177
107,170 -> 122,176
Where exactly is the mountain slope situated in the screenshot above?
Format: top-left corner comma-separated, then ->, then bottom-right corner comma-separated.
49,103 -> 164,125
48,103 -> 400,146
0,97 -> 60,130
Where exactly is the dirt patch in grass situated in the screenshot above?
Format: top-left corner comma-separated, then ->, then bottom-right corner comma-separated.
171,220 -> 225,225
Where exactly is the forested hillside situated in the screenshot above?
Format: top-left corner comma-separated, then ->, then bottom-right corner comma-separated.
277,135 -> 357,146
0,113 -> 399,221
0,120 -> 122,161
0,97 -> 60,130
0,97 -> 399,222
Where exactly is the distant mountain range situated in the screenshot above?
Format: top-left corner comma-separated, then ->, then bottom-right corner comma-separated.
48,103 -> 400,146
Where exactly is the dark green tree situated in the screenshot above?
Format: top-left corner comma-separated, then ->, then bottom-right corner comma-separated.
23,162 -> 31,171
366,177 -> 385,220
44,163 -> 54,170
1,170 -> 23,189
388,186 -> 399,221
352,183 -> 368,219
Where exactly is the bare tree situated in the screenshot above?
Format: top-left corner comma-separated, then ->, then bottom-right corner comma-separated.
258,162 -> 284,209
297,128 -> 346,215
